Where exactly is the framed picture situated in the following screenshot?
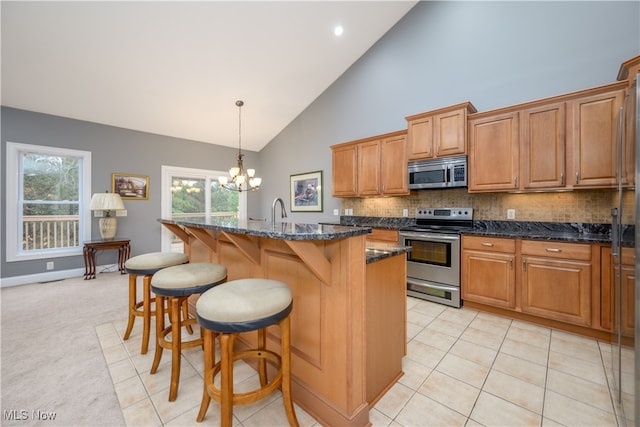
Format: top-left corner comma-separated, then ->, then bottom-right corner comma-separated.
112,173 -> 149,200
290,171 -> 323,212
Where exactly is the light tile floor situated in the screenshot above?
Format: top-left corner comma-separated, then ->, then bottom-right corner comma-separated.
96,297 -> 630,426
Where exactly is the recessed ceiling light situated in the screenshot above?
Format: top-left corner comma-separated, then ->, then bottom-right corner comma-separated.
334,26 -> 344,36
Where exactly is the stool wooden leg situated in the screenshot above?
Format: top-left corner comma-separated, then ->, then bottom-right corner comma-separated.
169,297 -> 182,401
197,328 -> 215,422
141,275 -> 152,354
257,328 -> 268,387
281,316 -> 299,427
123,274 -> 137,340
220,333 -> 235,427
182,299 -> 194,334
150,295 -> 165,375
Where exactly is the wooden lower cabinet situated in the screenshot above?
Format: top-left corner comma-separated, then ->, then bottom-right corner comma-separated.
461,236 -> 516,308
602,246 -> 636,338
462,236 -> 612,336
521,256 -> 592,327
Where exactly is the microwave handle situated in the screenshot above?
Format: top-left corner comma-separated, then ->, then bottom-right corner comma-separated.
445,164 -> 450,184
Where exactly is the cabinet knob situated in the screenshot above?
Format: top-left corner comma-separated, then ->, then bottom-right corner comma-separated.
545,248 -> 562,253
514,176 -> 518,187
575,172 -> 580,184
560,172 -> 564,186
481,242 -> 494,247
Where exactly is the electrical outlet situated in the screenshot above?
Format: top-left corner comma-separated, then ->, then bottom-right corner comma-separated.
46,261 -> 54,270
507,209 -> 516,220
403,209 -> 409,217
333,209 -> 340,216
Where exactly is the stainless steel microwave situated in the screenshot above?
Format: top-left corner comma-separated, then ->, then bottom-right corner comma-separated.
408,155 -> 467,189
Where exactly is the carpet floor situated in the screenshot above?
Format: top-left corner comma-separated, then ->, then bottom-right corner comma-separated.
1,271 -> 129,426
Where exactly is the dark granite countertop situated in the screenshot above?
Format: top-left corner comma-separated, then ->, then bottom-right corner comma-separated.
338,216 -> 635,246
468,220 -> 635,246
159,217 -> 371,241
365,243 -> 411,264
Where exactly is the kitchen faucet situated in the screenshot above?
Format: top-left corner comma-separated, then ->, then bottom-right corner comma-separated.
271,197 -> 287,225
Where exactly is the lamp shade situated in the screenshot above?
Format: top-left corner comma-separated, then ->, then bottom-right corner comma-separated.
90,193 -> 125,211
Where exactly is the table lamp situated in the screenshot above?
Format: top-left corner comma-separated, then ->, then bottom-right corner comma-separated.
90,192 -> 125,239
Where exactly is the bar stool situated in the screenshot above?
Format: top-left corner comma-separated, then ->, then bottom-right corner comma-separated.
195,278 -> 298,427
150,262 -> 227,401
123,252 -> 189,354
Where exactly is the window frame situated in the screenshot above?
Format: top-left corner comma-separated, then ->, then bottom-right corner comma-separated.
6,142 -> 92,262
160,165 -> 247,252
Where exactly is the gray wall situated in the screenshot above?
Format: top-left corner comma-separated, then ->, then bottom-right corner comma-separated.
1,107 -> 261,279
257,1 -> 640,223
2,1 -> 639,280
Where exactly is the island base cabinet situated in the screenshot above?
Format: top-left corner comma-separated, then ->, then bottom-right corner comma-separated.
521,257 -> 592,327
365,255 -> 406,405
165,221 -> 408,427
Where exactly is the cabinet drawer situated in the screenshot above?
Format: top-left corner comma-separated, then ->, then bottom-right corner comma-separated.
521,240 -> 591,260
367,228 -> 399,243
462,235 -> 515,253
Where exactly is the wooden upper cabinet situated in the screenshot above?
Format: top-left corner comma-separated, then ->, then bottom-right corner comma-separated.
406,102 -> 476,160
468,111 -> 519,192
331,130 -> 408,198
358,140 -> 381,196
568,86 -> 626,188
380,133 -> 408,195
469,81 -> 628,192
331,143 -> 358,197
521,102 -> 566,189
617,54 -> 640,187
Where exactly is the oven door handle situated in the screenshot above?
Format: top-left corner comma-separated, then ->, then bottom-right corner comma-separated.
400,232 -> 460,242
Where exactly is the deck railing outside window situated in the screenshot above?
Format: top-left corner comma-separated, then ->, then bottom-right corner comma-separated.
22,215 -> 79,250
22,212 -> 238,251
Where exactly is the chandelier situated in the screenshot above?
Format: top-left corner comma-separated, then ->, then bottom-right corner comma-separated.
218,100 -> 262,192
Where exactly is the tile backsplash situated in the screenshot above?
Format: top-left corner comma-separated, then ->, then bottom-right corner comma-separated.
340,188 -> 635,224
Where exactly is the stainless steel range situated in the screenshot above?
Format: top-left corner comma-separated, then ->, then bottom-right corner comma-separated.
399,207 -> 473,308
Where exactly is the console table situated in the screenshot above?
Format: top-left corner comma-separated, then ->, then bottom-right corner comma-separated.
83,238 -> 131,280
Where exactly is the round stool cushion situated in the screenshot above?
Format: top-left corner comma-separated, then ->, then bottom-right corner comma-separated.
196,279 -> 293,334
125,252 -> 189,275
151,263 -> 227,297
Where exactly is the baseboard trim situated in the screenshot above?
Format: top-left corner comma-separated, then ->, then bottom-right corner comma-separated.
0,264 -> 119,288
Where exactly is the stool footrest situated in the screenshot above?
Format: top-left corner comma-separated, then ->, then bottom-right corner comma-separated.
205,349 -> 283,406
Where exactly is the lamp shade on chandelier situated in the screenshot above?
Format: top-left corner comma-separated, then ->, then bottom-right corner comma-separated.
218,100 -> 262,192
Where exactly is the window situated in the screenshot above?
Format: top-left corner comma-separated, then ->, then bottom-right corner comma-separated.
6,142 -> 91,261
160,165 -> 246,252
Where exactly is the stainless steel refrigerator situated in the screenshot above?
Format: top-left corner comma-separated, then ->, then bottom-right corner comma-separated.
611,71 -> 639,427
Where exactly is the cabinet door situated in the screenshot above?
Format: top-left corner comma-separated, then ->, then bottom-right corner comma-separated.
461,250 -> 516,308
332,144 -> 358,197
521,257 -> 591,326
569,88 -> 625,187
358,141 -> 380,196
407,116 -> 434,160
521,102 -> 566,189
620,247 -> 636,337
380,134 -> 409,195
468,112 -> 519,191
435,109 -> 466,157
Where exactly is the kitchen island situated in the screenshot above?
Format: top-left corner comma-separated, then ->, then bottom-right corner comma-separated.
158,217 -> 409,427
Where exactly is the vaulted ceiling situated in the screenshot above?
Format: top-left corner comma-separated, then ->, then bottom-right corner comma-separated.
1,1 -> 417,151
